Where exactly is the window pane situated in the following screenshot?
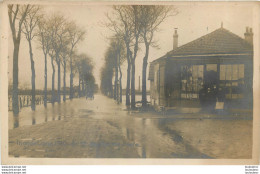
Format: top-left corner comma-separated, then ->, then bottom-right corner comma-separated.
181,93 -> 187,99
198,65 -> 204,78
239,64 -> 244,79
181,65 -> 204,99
232,94 -> 238,99
238,94 -> 244,99
206,64 -> 217,72
226,82 -> 231,87
192,65 -> 198,78
182,80 -> 187,91
226,94 -> 232,99
232,82 -> 238,86
226,65 -> 232,80
232,64 -> 238,80
220,65 -> 226,80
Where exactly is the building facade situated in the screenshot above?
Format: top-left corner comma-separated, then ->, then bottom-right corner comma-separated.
149,27 -> 253,113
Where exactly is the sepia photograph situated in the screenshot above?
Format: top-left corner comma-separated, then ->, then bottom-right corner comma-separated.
1,0 -> 259,165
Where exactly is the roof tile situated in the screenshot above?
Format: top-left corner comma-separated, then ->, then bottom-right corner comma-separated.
167,28 -> 253,56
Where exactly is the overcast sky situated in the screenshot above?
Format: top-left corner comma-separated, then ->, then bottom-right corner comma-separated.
8,2 -> 254,90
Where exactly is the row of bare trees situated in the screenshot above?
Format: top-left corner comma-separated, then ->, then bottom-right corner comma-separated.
103,5 -> 177,109
8,5 -> 92,115
100,36 -> 126,103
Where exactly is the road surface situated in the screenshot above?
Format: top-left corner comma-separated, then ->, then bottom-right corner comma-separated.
8,94 -> 252,158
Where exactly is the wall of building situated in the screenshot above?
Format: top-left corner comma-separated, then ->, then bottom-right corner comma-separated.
150,61 -> 167,110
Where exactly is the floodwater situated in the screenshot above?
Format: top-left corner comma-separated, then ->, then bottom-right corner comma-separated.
8,94 -> 252,158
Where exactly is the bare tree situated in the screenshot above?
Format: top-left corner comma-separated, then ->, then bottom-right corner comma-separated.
108,6 -> 177,108
48,13 -> 70,103
140,6 -> 177,107
111,36 -> 126,103
38,17 -> 51,107
100,49 -> 114,98
112,41 -> 118,101
22,5 -> 41,111
100,36 -> 125,102
116,39 -> 126,103
75,58 -> 82,97
8,4 -> 30,116
60,46 -> 70,101
106,6 -> 131,105
107,5 -> 143,108
67,22 -> 86,100
75,53 -> 94,97
48,49 -> 56,103
129,6 -> 143,109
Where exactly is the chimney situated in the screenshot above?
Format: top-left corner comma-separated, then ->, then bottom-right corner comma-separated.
173,28 -> 178,50
244,27 -> 253,45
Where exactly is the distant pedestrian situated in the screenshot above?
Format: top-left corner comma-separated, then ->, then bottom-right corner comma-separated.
199,85 -> 217,113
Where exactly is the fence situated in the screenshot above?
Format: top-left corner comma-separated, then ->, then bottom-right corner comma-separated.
8,95 -> 49,111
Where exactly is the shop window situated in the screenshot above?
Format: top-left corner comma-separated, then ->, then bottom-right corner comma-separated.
220,64 -> 245,99
220,64 -> 244,82
181,65 -> 203,99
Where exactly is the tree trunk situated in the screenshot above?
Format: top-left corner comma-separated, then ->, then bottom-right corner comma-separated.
125,47 -> 131,106
131,60 -> 136,109
69,57 -> 73,100
44,53 -> 47,107
131,33 -> 140,109
82,80 -> 85,96
29,40 -> 36,111
116,68 -> 119,103
51,57 -> 55,104
63,61 -> 66,102
114,64 -> 118,100
12,41 -> 20,116
119,63 -> 122,103
78,77 -> 81,97
30,59 -> 36,111
57,59 -> 61,103
142,44 -> 149,107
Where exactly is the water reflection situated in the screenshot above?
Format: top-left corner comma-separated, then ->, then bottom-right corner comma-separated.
58,104 -> 61,120
141,118 -> 147,158
31,111 -> 36,125
122,118 -> 148,158
70,105 -> 75,118
63,102 -> 68,119
118,114 -> 204,158
44,108 -> 48,122
52,105 -> 55,121
13,116 -> 19,129
9,98 -> 85,129
9,95 -> 229,158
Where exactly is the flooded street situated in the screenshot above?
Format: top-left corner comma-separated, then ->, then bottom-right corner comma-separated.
8,94 -> 252,158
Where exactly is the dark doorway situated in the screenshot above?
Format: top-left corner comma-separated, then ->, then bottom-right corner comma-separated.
199,70 -> 218,111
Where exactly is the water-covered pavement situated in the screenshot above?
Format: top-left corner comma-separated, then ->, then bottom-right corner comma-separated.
8,94 -> 252,158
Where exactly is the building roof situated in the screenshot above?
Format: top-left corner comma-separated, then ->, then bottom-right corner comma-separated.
167,27 -> 253,57
148,27 -> 253,80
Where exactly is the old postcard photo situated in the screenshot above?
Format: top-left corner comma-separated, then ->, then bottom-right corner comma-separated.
1,1 -> 259,165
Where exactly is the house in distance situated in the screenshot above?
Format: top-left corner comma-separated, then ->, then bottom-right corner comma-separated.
148,25 -> 253,113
